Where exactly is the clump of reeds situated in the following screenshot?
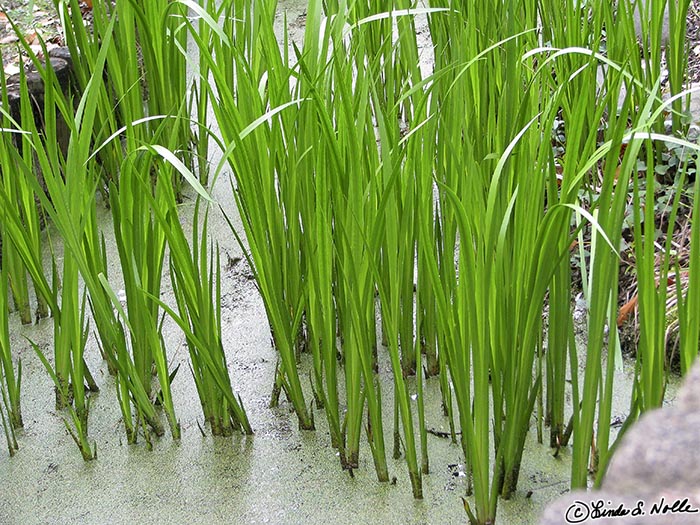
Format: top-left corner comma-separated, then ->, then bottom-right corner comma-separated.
192,0 -> 697,523
144,155 -> 253,436
0,1 -> 697,523
0,257 -> 21,455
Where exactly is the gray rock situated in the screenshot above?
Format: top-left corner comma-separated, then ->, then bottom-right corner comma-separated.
602,410 -> 700,492
678,360 -> 700,409
632,0 -> 671,47
539,360 -> 700,524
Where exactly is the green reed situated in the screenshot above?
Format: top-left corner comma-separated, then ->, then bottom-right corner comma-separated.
54,0 -> 196,193
677,155 -> 700,374
324,38 -> 390,481
0,251 -> 21,434
16,29 -> 117,459
0,75 -> 33,327
0,382 -> 18,457
144,161 -> 252,436
107,148 -> 179,440
195,0 -> 313,431
0,37 -> 51,325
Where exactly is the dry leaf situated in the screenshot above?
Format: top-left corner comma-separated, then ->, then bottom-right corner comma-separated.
617,295 -> 638,327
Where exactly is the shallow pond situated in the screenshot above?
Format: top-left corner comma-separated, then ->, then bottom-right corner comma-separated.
0,2 -> 685,524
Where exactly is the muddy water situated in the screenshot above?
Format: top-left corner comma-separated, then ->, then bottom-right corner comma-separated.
0,3 -> 681,525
